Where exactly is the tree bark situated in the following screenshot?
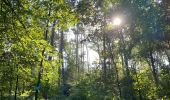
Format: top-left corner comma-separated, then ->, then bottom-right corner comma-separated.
119,28 -> 134,99
149,50 -> 159,85
107,43 -> 121,99
103,32 -> 107,80
35,4 -> 51,99
102,15 -> 107,80
59,31 -> 65,84
14,74 -> 18,100
75,28 -> 79,81
35,55 -> 44,100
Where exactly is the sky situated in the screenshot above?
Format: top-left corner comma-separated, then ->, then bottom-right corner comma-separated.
65,28 -> 99,66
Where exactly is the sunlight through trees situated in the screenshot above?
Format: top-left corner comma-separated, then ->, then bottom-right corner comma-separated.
0,0 -> 170,99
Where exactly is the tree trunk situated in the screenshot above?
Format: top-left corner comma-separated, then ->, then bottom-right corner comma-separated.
119,29 -> 134,99
107,43 -> 121,99
48,20 -> 57,60
35,56 -> 44,100
75,28 -> 79,81
85,44 -> 89,72
35,7 -> 51,100
103,32 -> 107,80
59,31 -> 65,84
9,79 -> 12,100
101,14 -> 107,81
14,74 -> 19,100
149,50 -> 159,85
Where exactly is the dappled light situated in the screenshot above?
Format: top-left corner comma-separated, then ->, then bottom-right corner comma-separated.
0,0 -> 170,100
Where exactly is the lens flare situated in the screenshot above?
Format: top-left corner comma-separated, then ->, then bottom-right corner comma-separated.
113,17 -> 121,26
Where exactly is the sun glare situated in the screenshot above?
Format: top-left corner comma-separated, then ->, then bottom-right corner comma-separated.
113,17 -> 122,26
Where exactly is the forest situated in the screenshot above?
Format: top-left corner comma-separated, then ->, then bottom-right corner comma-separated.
0,0 -> 170,100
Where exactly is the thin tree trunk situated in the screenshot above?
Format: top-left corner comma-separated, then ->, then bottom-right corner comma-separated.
14,56 -> 19,100
107,42 -> 121,98
0,90 -> 2,100
50,20 -> 57,47
35,54 -> 44,100
149,50 -> 159,85
85,44 -> 89,72
82,34 -> 85,70
75,28 -> 79,82
9,61 -> 13,100
48,20 -> 57,60
112,57 -> 121,99
43,19 -> 57,100
9,79 -> 12,100
14,74 -> 19,100
119,28 -> 135,99
35,4 -> 51,99
101,14 -> 107,81
59,31 -> 65,84
103,27 -> 106,80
